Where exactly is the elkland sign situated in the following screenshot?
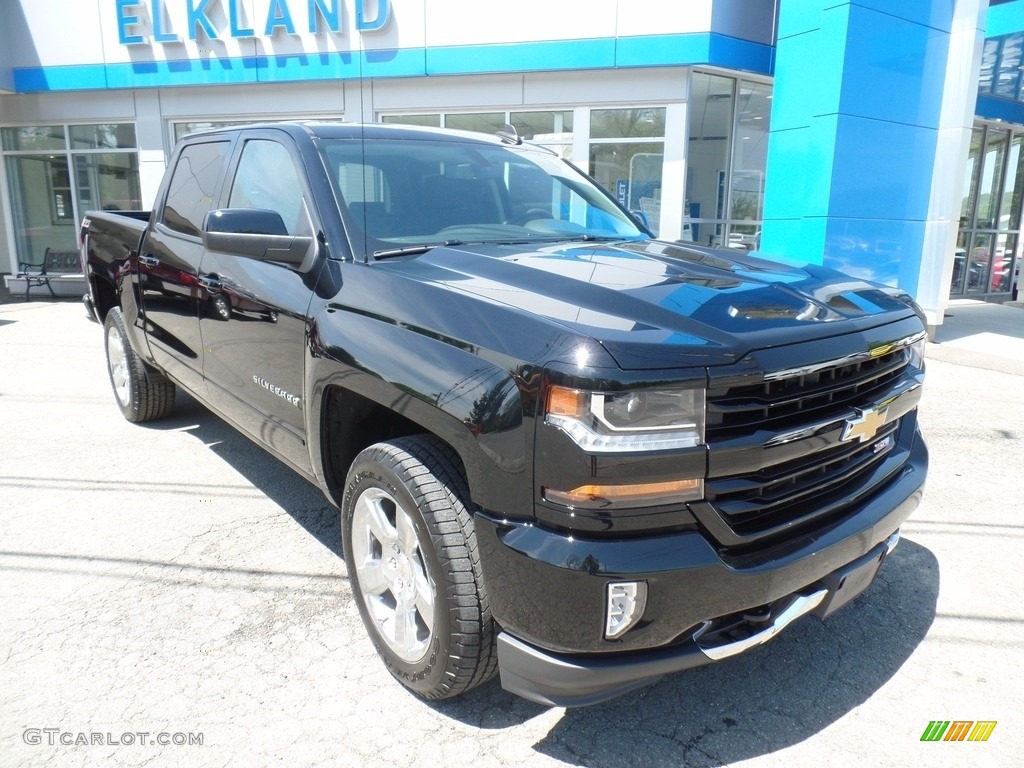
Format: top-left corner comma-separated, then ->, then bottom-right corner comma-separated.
115,0 -> 392,45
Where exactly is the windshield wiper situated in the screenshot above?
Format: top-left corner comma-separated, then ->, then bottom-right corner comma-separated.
528,234 -> 626,245
373,240 -> 463,260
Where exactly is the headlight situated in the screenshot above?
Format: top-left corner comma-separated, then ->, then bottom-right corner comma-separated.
907,333 -> 926,371
545,385 -> 705,453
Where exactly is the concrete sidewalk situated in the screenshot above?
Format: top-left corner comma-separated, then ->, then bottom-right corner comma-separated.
0,299 -> 1021,768
928,300 -> 1024,375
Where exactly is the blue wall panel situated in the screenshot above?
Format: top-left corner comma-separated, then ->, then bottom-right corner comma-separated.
837,5 -> 948,127
761,0 -> 954,291
851,0 -> 959,32
761,124 -> 834,220
828,115 -> 937,220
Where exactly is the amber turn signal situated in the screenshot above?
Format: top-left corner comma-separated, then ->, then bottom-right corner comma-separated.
544,478 -> 702,509
546,386 -> 585,418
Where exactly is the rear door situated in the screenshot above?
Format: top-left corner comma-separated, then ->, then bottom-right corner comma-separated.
139,138 -> 232,394
197,132 -> 321,473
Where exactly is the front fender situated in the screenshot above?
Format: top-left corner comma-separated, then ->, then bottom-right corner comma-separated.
306,306 -> 535,519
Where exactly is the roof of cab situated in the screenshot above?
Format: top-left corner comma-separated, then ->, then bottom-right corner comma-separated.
181,121 -> 529,148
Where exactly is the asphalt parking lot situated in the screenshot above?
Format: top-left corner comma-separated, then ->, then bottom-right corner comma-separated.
1,297 -> 1022,767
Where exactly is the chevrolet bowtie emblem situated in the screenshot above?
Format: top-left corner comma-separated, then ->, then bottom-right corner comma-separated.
841,405 -> 889,443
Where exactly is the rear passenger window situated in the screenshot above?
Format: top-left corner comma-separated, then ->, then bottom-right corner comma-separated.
228,140 -> 312,236
162,141 -> 230,237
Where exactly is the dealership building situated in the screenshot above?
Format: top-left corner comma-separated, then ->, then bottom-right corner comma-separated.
1,0 -> 1022,330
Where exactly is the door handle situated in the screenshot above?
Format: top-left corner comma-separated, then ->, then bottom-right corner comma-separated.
138,254 -> 159,268
197,274 -> 222,291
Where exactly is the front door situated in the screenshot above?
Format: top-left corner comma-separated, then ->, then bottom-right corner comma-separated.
198,135 -> 321,473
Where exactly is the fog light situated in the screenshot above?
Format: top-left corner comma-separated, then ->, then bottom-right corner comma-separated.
605,581 -> 648,639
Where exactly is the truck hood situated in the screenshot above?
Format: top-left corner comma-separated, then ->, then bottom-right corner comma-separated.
381,239 -> 922,370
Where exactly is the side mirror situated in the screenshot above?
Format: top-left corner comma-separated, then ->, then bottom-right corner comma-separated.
202,209 -> 315,269
630,210 -> 650,230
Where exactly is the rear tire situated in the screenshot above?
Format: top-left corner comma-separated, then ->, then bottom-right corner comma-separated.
103,307 -> 175,423
342,435 -> 497,700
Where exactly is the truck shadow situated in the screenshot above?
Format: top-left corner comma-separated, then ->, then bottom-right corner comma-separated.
431,542 -> 939,766
147,391 -> 939,766
144,390 -> 344,558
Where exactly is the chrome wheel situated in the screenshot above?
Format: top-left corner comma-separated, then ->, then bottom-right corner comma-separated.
351,486 -> 434,663
342,437 -> 497,699
106,323 -> 131,407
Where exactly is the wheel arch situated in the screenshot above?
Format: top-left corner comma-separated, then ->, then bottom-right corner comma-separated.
307,314 -> 533,519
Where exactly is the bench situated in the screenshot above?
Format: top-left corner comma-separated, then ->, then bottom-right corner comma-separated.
16,248 -> 82,300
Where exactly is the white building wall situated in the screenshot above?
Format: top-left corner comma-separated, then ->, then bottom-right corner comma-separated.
0,0 -> 782,275
1,0 -> 774,71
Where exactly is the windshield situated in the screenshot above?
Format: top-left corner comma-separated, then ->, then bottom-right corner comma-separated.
318,136 -> 647,258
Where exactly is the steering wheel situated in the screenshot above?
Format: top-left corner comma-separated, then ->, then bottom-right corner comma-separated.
508,208 -> 551,226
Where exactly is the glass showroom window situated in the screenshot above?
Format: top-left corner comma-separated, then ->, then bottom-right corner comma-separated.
686,72 -> 772,250
952,123 -> 1024,296
381,110 -> 574,158
2,123 -> 140,271
170,116 -> 343,147
172,119 -> 257,145
381,114 -> 441,128
587,107 -> 666,233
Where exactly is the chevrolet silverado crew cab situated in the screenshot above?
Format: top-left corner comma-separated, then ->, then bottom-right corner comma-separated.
81,122 -> 927,707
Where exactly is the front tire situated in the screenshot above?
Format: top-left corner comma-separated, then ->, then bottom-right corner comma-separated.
342,436 -> 497,700
103,307 -> 175,423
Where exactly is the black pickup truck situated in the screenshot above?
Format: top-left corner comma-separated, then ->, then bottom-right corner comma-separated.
81,122 -> 927,707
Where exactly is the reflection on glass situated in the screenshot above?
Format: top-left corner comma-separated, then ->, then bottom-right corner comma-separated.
688,73 -> 735,246
992,234 -> 1017,292
173,120 -> 255,143
950,230 -> 969,293
163,141 -> 231,237
591,108 -> 665,140
69,124 -> 137,150
961,127 -> 983,227
953,124 -> 1023,296
965,232 -> 992,293
228,140 -> 310,236
1003,134 -> 1023,231
726,223 -> 761,252
511,111 -> 573,141
730,81 -> 771,222
1,126 -> 66,152
320,138 -> 645,251
444,113 -> 506,134
589,142 -> 664,230
976,128 -> 1008,229
4,155 -> 77,266
381,114 -> 442,127
73,153 -> 142,212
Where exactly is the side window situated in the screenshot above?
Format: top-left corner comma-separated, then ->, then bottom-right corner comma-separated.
228,140 -> 312,236
162,141 -> 230,237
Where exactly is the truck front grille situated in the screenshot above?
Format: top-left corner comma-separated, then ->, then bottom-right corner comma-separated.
701,346 -> 917,544
705,347 -> 907,440
705,422 -> 900,537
